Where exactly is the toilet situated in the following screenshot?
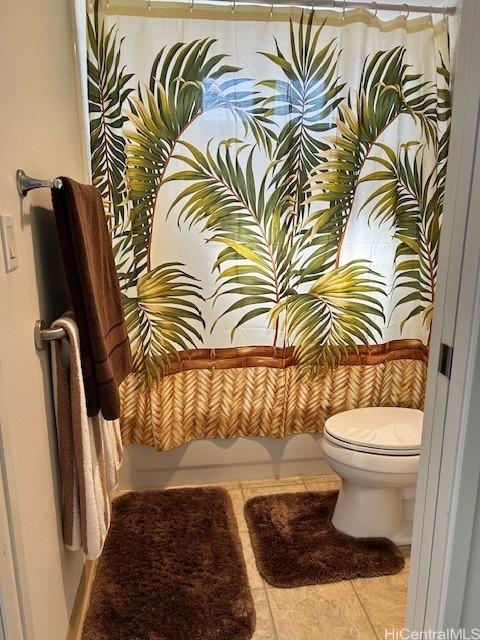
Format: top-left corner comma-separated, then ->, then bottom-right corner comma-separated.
322,407 -> 423,545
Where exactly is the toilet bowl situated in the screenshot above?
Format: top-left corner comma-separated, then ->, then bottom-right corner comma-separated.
322,407 -> 423,545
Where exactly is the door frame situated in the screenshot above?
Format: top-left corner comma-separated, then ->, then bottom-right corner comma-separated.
407,0 -> 480,630
0,416 -> 25,640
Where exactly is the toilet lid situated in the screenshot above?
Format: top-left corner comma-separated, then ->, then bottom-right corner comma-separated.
324,408 -> 423,454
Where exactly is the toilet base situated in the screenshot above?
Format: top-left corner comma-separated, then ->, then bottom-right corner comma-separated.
331,481 -> 415,545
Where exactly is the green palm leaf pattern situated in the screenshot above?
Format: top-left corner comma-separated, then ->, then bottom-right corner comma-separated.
360,143 -> 440,332
125,39 -> 276,278
87,3 -> 134,286
87,6 -> 134,218
358,59 -> 450,336
271,261 -> 385,371
258,12 -> 344,225
87,6 -> 449,377
123,263 -> 205,378
166,140 -> 293,344
436,57 -> 451,192
306,47 -> 438,268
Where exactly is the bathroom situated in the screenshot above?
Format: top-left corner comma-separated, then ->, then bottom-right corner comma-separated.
1,0 -> 479,638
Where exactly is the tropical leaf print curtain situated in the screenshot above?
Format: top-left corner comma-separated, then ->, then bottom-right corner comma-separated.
86,1 -> 450,450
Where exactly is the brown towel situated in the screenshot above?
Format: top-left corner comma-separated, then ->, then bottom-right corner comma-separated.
52,177 -> 132,419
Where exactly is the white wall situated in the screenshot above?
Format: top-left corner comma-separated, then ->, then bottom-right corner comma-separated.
0,1 -> 88,638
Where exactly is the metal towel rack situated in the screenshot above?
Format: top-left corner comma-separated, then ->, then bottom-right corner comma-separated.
16,169 -> 63,197
16,168 -> 67,349
34,321 -> 66,351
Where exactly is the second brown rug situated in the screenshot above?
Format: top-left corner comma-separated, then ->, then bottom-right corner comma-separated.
244,490 -> 405,588
82,487 -> 255,640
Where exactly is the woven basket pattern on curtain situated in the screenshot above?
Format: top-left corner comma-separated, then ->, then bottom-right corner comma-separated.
120,354 -> 427,452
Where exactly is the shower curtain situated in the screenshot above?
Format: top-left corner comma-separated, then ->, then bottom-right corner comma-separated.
86,0 -> 450,450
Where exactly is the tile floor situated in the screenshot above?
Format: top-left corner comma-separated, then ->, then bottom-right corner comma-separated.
74,474 -> 410,640
228,474 -> 410,640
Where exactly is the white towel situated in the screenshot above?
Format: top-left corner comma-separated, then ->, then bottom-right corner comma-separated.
50,315 -> 123,559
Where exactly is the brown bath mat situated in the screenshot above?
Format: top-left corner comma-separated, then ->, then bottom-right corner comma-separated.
82,487 -> 255,640
244,490 -> 405,588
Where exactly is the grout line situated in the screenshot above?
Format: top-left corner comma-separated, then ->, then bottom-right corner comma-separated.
241,478 -> 281,639
240,485 -> 246,501
350,580 -> 381,640
264,584 -> 281,640
241,475 -> 308,488
235,484 -> 278,639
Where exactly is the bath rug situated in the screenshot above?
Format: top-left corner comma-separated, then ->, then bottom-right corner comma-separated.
244,490 -> 405,588
82,487 -> 255,640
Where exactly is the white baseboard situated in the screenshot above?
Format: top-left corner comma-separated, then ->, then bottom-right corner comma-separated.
118,433 -> 332,489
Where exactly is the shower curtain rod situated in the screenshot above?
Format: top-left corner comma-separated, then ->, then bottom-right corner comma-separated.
147,0 -> 455,15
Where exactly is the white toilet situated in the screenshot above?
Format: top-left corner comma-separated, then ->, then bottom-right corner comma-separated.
322,407 -> 423,545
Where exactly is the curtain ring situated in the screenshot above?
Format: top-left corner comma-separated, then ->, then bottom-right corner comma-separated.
190,0 -> 194,12
342,0 -> 346,22
270,0 -> 274,19
148,0 -> 152,11
403,3 -> 409,20
231,0 -> 236,13
373,2 -> 378,17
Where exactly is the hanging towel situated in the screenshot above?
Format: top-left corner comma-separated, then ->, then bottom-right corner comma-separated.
51,315 -> 123,560
52,178 -> 132,420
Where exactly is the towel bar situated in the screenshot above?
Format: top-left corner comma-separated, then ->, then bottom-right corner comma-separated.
17,169 -> 63,197
34,320 -> 65,351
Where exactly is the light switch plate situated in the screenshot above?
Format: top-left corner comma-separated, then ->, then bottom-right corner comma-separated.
0,214 -> 18,272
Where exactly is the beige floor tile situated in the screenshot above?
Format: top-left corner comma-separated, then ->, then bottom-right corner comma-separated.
105,476 -> 410,640
399,545 -> 411,560
240,530 -> 265,590
210,480 -> 242,490
304,479 -> 342,492
267,581 -> 377,640
351,561 -> 410,638
303,474 -> 342,492
243,484 -> 306,502
241,476 -> 304,489
228,488 -> 248,531
168,480 -> 242,490
302,474 -> 341,484
251,588 -> 278,640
